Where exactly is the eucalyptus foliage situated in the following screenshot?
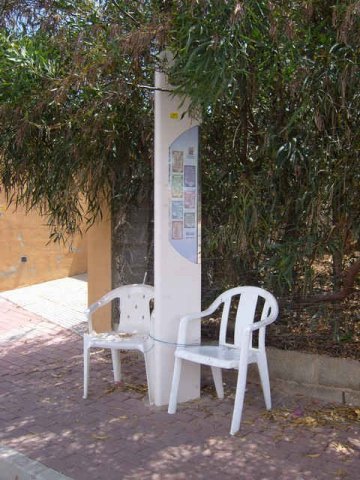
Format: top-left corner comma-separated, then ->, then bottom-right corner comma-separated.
0,0 -> 161,240
0,0 -> 359,304
167,0 -> 360,297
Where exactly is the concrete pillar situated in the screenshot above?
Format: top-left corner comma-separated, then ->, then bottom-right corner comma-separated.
151,54 -> 201,406
87,203 -> 112,332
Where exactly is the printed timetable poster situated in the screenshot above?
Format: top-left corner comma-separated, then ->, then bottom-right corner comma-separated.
169,126 -> 200,264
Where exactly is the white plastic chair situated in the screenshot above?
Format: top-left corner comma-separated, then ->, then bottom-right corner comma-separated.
168,286 -> 279,435
83,284 -> 154,402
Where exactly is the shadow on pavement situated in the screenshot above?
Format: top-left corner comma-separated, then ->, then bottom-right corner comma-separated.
0,302 -> 359,480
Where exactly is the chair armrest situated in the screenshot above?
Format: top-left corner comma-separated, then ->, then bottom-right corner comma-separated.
84,306 -> 95,333
249,311 -> 279,332
177,301 -> 221,345
86,297 -> 111,315
85,296 -> 112,333
249,300 -> 279,332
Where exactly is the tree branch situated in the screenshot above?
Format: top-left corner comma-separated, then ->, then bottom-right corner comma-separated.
111,0 -> 141,26
298,258 -> 360,304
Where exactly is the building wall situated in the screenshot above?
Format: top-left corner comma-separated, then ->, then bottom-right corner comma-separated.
0,193 -> 87,291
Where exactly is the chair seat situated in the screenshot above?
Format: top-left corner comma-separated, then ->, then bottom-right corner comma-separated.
175,345 -> 241,368
85,332 -> 148,352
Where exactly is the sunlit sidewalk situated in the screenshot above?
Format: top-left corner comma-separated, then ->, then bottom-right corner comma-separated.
0,274 -> 87,335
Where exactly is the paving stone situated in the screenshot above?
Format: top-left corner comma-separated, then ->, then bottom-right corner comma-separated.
1,291 -> 360,480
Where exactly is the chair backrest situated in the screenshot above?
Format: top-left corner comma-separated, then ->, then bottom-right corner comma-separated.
99,284 -> 154,335
215,286 -> 278,348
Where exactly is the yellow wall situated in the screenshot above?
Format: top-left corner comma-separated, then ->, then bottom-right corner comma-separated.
0,193 -> 87,291
87,205 -> 112,332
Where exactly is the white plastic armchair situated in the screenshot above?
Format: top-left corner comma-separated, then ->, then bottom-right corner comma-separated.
168,286 -> 279,435
83,284 -> 154,402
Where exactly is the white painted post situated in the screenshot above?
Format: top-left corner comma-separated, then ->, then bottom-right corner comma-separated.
150,54 -> 201,406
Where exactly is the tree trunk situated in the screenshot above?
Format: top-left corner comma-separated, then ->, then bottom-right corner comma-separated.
332,249 -> 343,291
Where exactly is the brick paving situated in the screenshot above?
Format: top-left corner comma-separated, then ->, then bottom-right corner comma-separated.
0,297 -> 359,479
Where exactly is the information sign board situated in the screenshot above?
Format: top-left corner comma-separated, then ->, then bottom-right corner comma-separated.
168,126 -> 200,264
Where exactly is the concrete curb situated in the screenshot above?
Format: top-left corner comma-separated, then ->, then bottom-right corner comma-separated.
0,446 -> 73,480
250,347 -> 360,404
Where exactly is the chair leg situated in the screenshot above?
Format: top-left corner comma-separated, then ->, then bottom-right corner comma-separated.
83,342 -> 90,399
168,357 -> 183,414
143,352 -> 152,405
230,358 -> 249,435
111,349 -> 122,383
257,352 -> 271,410
211,366 -> 224,399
